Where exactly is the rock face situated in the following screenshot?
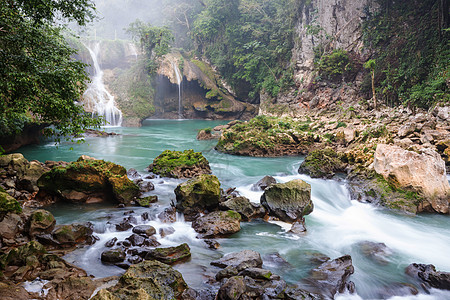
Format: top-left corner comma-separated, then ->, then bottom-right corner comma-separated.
192,210 -> 241,238
260,179 -> 313,223
305,255 -> 355,298
374,144 -> 450,214
92,260 -> 188,300
37,156 -> 139,205
174,174 -> 221,215
148,149 -> 211,179
406,263 -> 450,290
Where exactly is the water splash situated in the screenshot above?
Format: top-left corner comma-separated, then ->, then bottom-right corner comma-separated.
172,62 -> 183,119
83,42 -> 123,127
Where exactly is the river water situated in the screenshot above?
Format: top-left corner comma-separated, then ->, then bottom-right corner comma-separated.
18,120 -> 450,299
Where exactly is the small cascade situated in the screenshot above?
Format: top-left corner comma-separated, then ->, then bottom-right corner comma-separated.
83,42 -> 123,127
172,62 -> 183,119
128,43 -> 138,61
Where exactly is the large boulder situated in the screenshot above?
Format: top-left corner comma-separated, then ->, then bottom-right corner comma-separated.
143,243 -> 191,264
148,149 -> 211,178
260,179 -> 313,223
174,174 -> 221,215
29,209 -> 55,237
37,157 -> 139,205
298,148 -> 347,179
304,255 -> 355,298
211,250 -> 263,272
406,263 -> 450,290
92,260 -> 188,300
219,196 -> 265,221
374,144 -> 450,214
51,223 -> 94,246
192,210 -> 241,238
0,188 -> 22,217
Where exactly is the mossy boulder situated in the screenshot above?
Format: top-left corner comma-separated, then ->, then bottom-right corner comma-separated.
192,210 -> 241,238
0,189 -> 22,216
219,196 -> 265,221
29,209 -> 55,237
174,174 -> 221,215
298,147 -> 347,179
144,243 -> 191,265
148,149 -> 211,179
37,157 -> 139,205
93,260 -> 187,300
260,179 -> 313,223
51,223 -> 94,246
0,241 -> 46,270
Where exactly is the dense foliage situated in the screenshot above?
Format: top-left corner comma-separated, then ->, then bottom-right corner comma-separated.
362,0 -> 449,108
0,0 -> 100,139
191,0 -> 301,100
126,20 -> 174,74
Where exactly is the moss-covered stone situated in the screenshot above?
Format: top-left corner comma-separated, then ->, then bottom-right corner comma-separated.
29,209 -> 55,236
144,243 -> 191,265
261,179 -> 313,223
174,174 -> 221,214
192,210 -> 241,238
37,157 -> 139,205
136,195 -> 158,207
148,149 -> 211,179
298,147 -> 347,178
0,190 -> 21,215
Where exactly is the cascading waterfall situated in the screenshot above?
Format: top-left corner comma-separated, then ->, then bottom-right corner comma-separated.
172,62 -> 183,119
83,42 -> 123,127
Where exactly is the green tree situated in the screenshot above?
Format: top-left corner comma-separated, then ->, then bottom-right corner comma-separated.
364,59 -> 377,110
0,0 -> 100,140
126,20 -> 174,74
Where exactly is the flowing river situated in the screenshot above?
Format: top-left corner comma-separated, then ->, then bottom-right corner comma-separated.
18,120 -> 450,299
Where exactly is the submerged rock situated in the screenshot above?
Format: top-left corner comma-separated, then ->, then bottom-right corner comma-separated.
304,255 -> 355,298
148,149 -> 211,179
260,179 -> 313,223
175,174 -> 221,215
252,175 -> 277,191
358,241 -> 392,265
374,144 -> 450,214
192,210 -> 241,238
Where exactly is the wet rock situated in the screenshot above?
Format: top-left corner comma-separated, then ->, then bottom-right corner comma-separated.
358,241 -> 392,265
127,255 -> 143,264
132,225 -> 156,237
211,250 -> 263,272
285,287 -> 322,300
136,195 -> 158,207
37,157 -> 139,205
148,149 -> 211,179
158,207 -> 177,223
175,174 -> 221,215
28,209 -> 55,237
262,253 -> 291,270
238,267 -> 272,280
159,226 -> 175,237
376,283 -> 419,298
115,219 -> 133,231
126,233 -> 145,247
115,262 -> 131,269
260,179 -> 313,223
405,263 -> 450,290
44,276 -> 99,300
138,181 -> 155,193
288,218 -> 307,235
105,237 -> 118,247
204,239 -> 220,249
116,240 -> 132,248
304,255 -> 355,298
143,236 -> 161,247
252,176 -> 277,191
141,211 -> 150,221
217,276 -> 246,300
374,144 -> 450,214
298,148 -> 347,179
101,249 -> 126,263
216,266 -> 239,281
144,243 -> 191,265
192,210 -> 241,238
92,260 -> 188,300
52,222 -> 94,246
126,168 -> 139,179
219,196 -> 265,221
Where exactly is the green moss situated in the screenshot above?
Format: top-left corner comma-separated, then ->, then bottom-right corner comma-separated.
149,149 -> 210,178
226,210 -> 241,220
0,190 -> 22,214
317,49 -> 354,82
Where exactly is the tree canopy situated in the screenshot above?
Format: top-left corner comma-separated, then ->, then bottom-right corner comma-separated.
0,0 -> 100,139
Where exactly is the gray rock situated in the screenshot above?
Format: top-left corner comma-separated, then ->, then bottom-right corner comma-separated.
211,250 -> 263,272
405,263 -> 450,290
219,196 -> 265,221
132,225 -> 156,237
252,176 -> 277,191
105,237 -> 118,247
101,249 -> 126,263
126,233 -> 145,246
192,211 -> 241,238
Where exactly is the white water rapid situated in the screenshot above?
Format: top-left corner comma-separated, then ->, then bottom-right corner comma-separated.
172,62 -> 183,119
83,42 -> 123,127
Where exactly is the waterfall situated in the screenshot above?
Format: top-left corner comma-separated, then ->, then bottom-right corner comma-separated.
83,42 -> 123,127
172,62 -> 183,119
128,43 -> 138,61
